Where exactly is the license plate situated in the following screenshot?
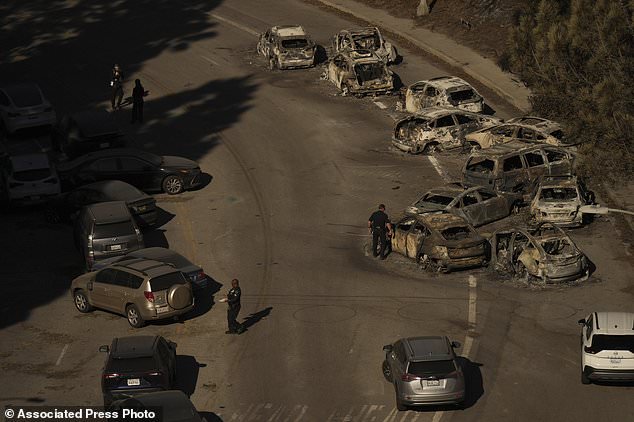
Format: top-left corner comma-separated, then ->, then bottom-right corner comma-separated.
110,244 -> 122,251
610,358 -> 621,364
99,142 -> 110,148
156,306 -> 169,314
426,380 -> 440,386
127,378 -> 140,386
137,206 -> 147,212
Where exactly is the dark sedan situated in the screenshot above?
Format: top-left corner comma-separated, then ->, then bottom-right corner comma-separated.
47,180 -> 157,226
52,110 -> 126,159
57,148 -> 202,194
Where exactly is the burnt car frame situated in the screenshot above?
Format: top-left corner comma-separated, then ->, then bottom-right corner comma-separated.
392,107 -> 500,154
257,25 -> 316,70
465,116 -> 573,150
332,27 -> 397,64
391,213 -> 488,272
530,175 -> 595,228
325,49 -> 394,97
489,223 -> 590,283
405,76 -> 484,114
406,184 -> 523,227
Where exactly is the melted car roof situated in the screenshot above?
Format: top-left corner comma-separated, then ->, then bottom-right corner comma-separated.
273,25 -> 306,37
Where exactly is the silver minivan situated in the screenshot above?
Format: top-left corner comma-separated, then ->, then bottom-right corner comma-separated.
74,201 -> 144,271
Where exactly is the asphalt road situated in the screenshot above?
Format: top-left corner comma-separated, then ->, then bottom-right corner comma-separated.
1,1 -> 633,421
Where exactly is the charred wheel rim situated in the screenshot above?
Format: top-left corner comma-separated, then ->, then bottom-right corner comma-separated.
163,176 -> 183,195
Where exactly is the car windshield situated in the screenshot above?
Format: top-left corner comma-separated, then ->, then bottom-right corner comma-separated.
539,187 -> 578,201
352,34 -> 379,50
408,360 -> 455,377
466,157 -> 495,174
12,168 -> 51,181
5,85 -> 42,107
94,221 -> 135,238
418,194 -> 454,206
449,89 -> 477,103
539,237 -> 577,256
150,271 -> 188,292
590,335 -> 634,353
281,38 -> 308,49
441,226 -> 472,241
354,63 -> 385,82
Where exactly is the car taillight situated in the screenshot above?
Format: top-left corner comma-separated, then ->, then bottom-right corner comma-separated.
584,346 -> 596,354
144,291 -> 154,302
147,371 -> 162,376
401,373 -> 420,382
104,373 -> 119,379
191,270 -> 205,281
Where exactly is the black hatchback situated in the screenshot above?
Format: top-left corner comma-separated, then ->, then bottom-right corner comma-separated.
57,148 -> 202,195
52,110 -> 126,159
100,336 -> 177,405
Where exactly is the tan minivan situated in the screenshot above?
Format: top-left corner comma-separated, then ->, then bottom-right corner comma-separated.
71,258 -> 194,328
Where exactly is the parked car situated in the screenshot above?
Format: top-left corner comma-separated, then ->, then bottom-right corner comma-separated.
257,25 -> 316,70
465,117 -> 573,150
324,50 -> 394,96
72,258 -> 195,327
578,312 -> 634,384
0,152 -> 61,205
462,141 -> 575,200
406,184 -> 522,227
530,175 -> 594,227
74,201 -> 144,271
391,213 -> 488,272
488,223 -> 590,283
92,247 -> 209,291
99,336 -> 177,405
0,83 -> 56,133
57,148 -> 202,195
392,107 -> 500,154
48,180 -> 157,226
109,391 -> 205,422
332,27 -> 397,64
405,76 -> 484,114
52,110 -> 126,159
382,336 -> 465,410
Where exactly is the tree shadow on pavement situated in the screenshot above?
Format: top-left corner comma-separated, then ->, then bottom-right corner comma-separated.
185,277 -> 223,320
175,355 -> 206,397
240,307 -> 273,332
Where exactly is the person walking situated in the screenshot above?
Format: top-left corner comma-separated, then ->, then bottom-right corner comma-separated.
131,79 -> 144,123
368,204 -> 393,259
220,279 -> 244,334
110,64 -> 124,110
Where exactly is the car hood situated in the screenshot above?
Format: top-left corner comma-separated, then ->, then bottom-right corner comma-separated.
161,155 -> 199,169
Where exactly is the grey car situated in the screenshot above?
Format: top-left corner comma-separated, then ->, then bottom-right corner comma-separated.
382,336 -> 465,410
74,201 -> 144,271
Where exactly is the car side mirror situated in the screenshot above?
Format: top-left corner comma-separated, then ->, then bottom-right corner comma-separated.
577,319 -> 586,326
99,345 -> 109,353
383,345 -> 393,352
451,341 -> 461,349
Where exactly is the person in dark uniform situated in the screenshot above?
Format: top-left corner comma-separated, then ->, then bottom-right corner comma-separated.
110,64 -> 124,110
131,79 -> 144,123
368,204 -> 393,259
223,279 -> 244,334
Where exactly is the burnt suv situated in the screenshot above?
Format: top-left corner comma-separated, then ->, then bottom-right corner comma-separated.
99,336 -> 177,405
71,258 -> 195,327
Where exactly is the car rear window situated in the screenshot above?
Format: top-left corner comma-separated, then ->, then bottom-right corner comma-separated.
94,221 -> 135,238
408,360 -> 455,377
12,168 -> 51,181
149,271 -> 188,292
466,157 -> 495,174
441,226 -> 472,241
449,89 -> 477,103
419,194 -> 454,206
108,356 -> 158,373
539,187 -> 578,201
590,335 -> 634,353
281,38 -> 308,48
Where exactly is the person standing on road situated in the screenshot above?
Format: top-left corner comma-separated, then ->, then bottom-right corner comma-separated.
110,64 -> 124,110
131,79 -> 144,123
368,204 -> 393,259
221,279 -> 244,334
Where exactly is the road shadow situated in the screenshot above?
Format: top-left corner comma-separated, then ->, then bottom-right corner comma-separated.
150,206 -> 176,229
186,276 -> 223,320
483,103 -> 496,116
175,355 -> 206,397
457,356 -> 484,408
199,412 -> 224,422
143,228 -> 169,248
189,173 -> 214,193
240,306 -> 273,332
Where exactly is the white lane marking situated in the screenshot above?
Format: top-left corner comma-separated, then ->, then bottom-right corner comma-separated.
266,405 -> 283,422
200,55 -> 219,66
363,405 -> 379,422
409,411 -> 420,421
427,156 -> 451,182
468,275 -> 477,330
374,101 -> 388,109
431,412 -> 444,422
55,344 -> 69,366
381,408 -> 397,422
325,410 -> 337,422
209,13 -> 259,36
293,405 -> 307,422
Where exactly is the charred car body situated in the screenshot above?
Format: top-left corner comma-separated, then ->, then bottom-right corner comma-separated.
332,27 -> 397,64
406,184 -> 522,227
530,175 -> 594,227
257,25 -> 316,70
325,50 -> 394,96
392,107 -> 500,154
489,223 -> 589,283
465,117 -> 572,150
405,76 -> 484,114
391,213 -> 488,272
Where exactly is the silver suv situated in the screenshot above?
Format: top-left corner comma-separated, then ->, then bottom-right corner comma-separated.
382,336 -> 465,410
71,258 -> 195,328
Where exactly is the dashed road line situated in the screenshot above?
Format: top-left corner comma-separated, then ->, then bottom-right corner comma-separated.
200,54 -> 219,66
464,274 -> 478,358
427,156 -> 451,182
55,344 -> 69,366
208,13 -> 259,36
373,101 -> 388,109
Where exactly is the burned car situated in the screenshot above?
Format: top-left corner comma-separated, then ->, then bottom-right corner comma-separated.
391,213 -> 488,272
489,223 -> 589,283
406,184 -> 522,227
257,25 -> 316,70
332,27 -> 397,64
405,76 -> 484,114
325,50 -> 394,96
530,175 -> 595,227
465,117 -> 572,150
392,107 -> 500,154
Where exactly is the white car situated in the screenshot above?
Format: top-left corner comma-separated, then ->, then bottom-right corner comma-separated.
578,312 -> 634,384
1,152 -> 61,204
0,83 -> 56,133
405,76 -> 484,114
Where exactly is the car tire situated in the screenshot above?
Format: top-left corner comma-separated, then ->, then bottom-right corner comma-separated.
395,395 -> 407,411
581,370 -> 591,385
162,175 -> 184,195
126,304 -> 145,328
382,360 -> 393,382
73,290 -> 93,313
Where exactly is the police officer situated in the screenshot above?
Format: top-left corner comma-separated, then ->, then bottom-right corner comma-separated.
223,279 -> 244,334
368,204 -> 393,259
110,64 -> 124,110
